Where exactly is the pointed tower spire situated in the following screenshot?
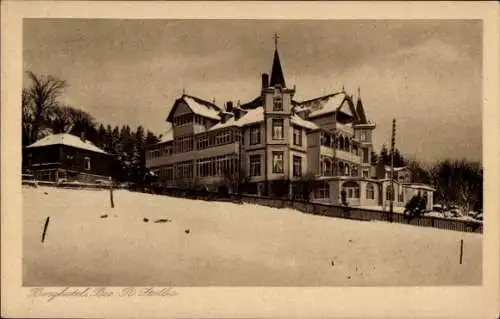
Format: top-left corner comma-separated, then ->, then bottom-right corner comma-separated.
355,87 -> 368,124
269,33 -> 286,88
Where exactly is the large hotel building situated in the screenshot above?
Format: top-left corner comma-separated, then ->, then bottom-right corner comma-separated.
144,39 -> 434,209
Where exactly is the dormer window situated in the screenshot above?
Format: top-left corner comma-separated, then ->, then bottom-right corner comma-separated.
273,96 -> 283,111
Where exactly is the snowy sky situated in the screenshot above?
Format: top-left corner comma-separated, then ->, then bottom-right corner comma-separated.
23,19 -> 482,164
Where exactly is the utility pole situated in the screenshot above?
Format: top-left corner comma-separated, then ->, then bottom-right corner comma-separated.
389,119 -> 396,222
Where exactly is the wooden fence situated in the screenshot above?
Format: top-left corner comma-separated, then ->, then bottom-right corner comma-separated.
157,188 -> 482,234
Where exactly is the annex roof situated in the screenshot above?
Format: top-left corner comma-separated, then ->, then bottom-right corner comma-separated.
26,133 -> 109,155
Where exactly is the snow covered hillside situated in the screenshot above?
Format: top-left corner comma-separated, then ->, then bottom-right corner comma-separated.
23,186 -> 482,286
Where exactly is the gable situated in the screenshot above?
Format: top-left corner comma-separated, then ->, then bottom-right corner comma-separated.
337,98 -> 354,117
172,100 -> 193,117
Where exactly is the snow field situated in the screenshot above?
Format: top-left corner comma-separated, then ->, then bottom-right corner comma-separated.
23,186 -> 482,286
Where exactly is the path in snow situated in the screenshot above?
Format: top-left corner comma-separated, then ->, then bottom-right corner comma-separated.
23,186 -> 482,286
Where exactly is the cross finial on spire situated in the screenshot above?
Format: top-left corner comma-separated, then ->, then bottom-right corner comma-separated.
358,86 -> 361,98
342,85 -> 345,92
273,33 -> 280,50
182,88 -> 186,95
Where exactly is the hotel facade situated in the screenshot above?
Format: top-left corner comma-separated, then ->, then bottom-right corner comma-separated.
144,41 -> 434,210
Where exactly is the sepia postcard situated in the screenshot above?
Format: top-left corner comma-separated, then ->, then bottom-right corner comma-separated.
2,1 -> 499,318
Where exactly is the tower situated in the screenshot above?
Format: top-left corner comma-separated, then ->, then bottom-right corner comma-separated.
261,34 -> 296,195
353,87 -> 376,178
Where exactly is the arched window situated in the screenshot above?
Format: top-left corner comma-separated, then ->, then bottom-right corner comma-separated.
366,183 -> 375,199
324,158 -> 332,176
339,135 -> 344,149
345,164 -> 350,176
351,166 -> 358,177
344,136 -> 350,151
339,162 -> 344,176
324,134 -> 331,147
352,142 -> 358,155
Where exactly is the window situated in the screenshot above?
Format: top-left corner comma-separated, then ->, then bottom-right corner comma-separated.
273,96 -> 283,111
360,131 -> 368,142
363,170 -> 369,178
363,148 -> 369,163
272,119 -> 284,140
84,157 -> 91,171
344,164 -> 350,176
175,136 -> 193,153
216,131 -> 232,145
173,114 -> 193,127
293,155 -> 302,177
175,161 -> 193,179
249,155 -> 261,176
398,187 -> 404,202
272,151 -> 284,173
317,185 -> 329,199
351,166 -> 358,177
249,126 -> 261,145
198,136 -> 209,150
342,181 -> 360,199
366,183 -> 375,199
293,127 -> 302,146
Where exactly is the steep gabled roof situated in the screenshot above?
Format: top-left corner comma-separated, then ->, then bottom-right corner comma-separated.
166,94 -> 222,122
26,133 -> 109,155
269,49 -> 286,88
301,92 -> 351,118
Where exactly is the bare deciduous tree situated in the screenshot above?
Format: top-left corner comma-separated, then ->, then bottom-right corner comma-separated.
25,71 -> 67,143
430,159 -> 482,214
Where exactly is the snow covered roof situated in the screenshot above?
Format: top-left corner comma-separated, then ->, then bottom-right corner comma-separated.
26,133 -> 109,154
183,95 -> 221,120
159,130 -> 174,143
404,183 -> 436,192
291,114 -> 319,130
306,93 -> 350,118
208,107 -> 319,132
166,94 -> 222,122
208,107 -> 263,131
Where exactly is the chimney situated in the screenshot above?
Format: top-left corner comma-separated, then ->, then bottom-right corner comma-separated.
226,101 -> 234,113
261,73 -> 269,89
80,132 -> 86,142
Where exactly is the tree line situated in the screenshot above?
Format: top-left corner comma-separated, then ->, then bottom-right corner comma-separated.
22,71 -> 161,183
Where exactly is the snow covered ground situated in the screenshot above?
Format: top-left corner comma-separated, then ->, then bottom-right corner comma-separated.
23,186 -> 482,286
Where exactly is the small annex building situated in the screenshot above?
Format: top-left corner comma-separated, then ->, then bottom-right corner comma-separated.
23,133 -> 113,183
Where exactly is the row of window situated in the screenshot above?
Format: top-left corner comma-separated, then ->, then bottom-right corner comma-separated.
148,130 -> 240,159
249,153 -> 303,177
320,158 -> 359,177
195,156 -> 238,178
320,133 -> 361,155
248,124 -> 303,146
172,114 -> 206,127
154,155 -> 239,181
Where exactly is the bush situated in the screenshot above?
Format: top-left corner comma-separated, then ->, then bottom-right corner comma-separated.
404,194 -> 427,218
